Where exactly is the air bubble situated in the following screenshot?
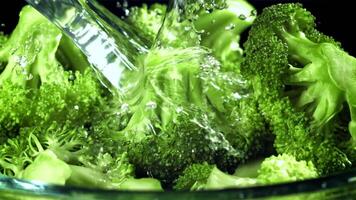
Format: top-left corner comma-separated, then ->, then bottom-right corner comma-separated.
238,14 -> 247,20
120,103 -> 130,112
146,101 -> 157,109
15,56 -> 28,67
225,24 -> 236,30
250,9 -> 257,17
184,26 -> 192,31
26,74 -> 34,80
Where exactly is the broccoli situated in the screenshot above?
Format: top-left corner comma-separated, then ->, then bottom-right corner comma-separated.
257,154 -> 318,184
174,163 -> 256,191
241,3 -> 353,175
193,0 -> 256,71
2,1 -> 353,192
116,47 -> 248,185
0,122 -> 163,190
126,4 -> 166,44
119,0 -> 267,185
0,6 -> 163,190
0,6 -> 109,140
20,150 -> 72,185
174,154 -> 318,191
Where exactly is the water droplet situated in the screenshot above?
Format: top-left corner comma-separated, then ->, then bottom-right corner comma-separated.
0,23 -> 5,27
250,9 -> 257,17
176,107 -> 184,113
26,73 -> 33,80
124,9 -> 130,16
74,105 -> 79,110
15,56 -> 28,67
232,92 -> 242,99
122,0 -> 128,8
120,103 -> 130,112
146,101 -> 157,109
225,24 -> 236,30
239,14 -> 247,20
68,74 -> 75,81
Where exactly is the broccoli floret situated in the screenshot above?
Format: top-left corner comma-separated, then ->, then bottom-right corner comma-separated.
116,48 -> 245,185
0,6 -> 65,87
0,123 -> 162,190
20,150 -> 72,185
174,163 -> 256,191
242,3 -> 352,174
175,154 -> 318,190
200,65 -> 271,160
0,6 -> 109,139
257,154 -> 318,184
56,34 -> 91,73
126,4 -> 166,44
194,0 -> 256,71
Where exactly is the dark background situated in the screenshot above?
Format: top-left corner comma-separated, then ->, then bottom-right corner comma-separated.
1,0 -> 355,56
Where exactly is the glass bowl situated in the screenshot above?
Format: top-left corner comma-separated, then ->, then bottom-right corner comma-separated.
0,169 -> 356,200
1,0 -> 356,199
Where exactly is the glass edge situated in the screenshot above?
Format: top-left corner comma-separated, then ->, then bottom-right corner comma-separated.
0,168 -> 356,198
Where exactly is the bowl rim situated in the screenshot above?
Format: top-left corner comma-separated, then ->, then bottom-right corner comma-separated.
1,168 -> 356,198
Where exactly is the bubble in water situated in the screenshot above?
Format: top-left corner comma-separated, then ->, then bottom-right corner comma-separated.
68,74 -> 75,81
238,14 -> 247,20
124,9 -> 130,16
26,73 -> 34,80
122,0 -> 128,8
250,9 -> 257,17
184,26 -> 192,31
0,23 -> 5,27
146,101 -> 157,110
232,92 -> 242,100
74,105 -> 79,110
176,106 -> 184,113
225,24 -> 236,31
15,56 -> 28,67
120,103 -> 130,112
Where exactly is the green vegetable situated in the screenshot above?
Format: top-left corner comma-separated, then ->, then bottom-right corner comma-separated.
194,0 -> 256,71
257,154 -> 318,184
241,3 -> 353,175
127,4 -> 166,44
0,1 -> 354,192
20,150 -> 72,185
174,154 -> 318,191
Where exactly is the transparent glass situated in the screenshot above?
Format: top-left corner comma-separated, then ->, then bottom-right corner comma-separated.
24,0 -> 148,92
1,0 -> 356,199
1,169 -> 356,199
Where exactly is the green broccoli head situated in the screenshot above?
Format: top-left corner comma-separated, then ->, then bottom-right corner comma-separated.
257,154 -> 318,184
115,45 -> 273,185
0,6 -> 65,87
175,154 -> 319,191
116,47 -> 265,185
242,3 -> 353,175
127,4 -> 166,44
174,163 -> 256,191
194,0 -> 256,71
0,6 -> 111,141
